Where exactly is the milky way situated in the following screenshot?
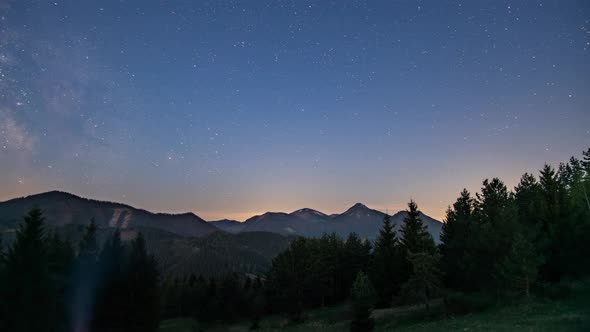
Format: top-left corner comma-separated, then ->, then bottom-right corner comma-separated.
1,0 -> 589,220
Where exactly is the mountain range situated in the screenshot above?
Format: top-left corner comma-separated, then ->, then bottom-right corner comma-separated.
0,191 -> 217,237
0,191 -> 443,241
212,203 -> 442,242
0,191 -> 443,276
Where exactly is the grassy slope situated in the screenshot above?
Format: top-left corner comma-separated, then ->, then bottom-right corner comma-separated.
159,280 -> 590,332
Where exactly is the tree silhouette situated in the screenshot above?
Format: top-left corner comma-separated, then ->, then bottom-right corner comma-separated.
2,208 -> 55,332
350,271 -> 375,332
370,214 -> 402,307
440,189 -> 474,291
401,251 -> 442,310
125,233 -> 160,332
496,233 -> 541,297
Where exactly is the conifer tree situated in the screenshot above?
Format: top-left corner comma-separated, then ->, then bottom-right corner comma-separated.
93,228 -> 127,331
440,189 -> 474,291
350,271 -> 375,332
2,208 -> 54,332
71,218 -> 100,332
473,178 -> 519,290
400,251 -> 442,310
400,200 -> 435,254
370,214 -> 402,307
538,165 -> 569,281
514,173 -> 544,241
496,233 -> 541,297
47,231 -> 75,331
266,237 -> 310,321
399,200 -> 436,287
316,233 -> 342,306
125,233 -> 160,332
342,232 -> 370,300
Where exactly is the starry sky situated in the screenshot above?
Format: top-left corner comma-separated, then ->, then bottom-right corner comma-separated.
0,0 -> 589,221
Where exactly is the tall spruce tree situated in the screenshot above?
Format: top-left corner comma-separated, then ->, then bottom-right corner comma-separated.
267,237 -> 320,320
342,232 -> 371,300
93,228 -> 127,331
440,189 -> 474,291
47,231 -> 75,331
514,173 -> 545,244
71,218 -> 100,332
350,271 -> 375,332
370,214 -> 402,307
474,178 -> 519,291
399,200 -> 436,287
2,208 -> 55,332
538,165 -> 569,281
125,233 -> 160,332
316,233 -> 343,306
400,251 -> 442,310
556,156 -> 590,277
400,200 -> 435,254
496,232 -> 541,297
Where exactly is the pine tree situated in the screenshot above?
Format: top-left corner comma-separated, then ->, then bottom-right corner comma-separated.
370,214 -> 402,307
350,271 -> 375,332
472,178 -> 519,291
399,200 -> 436,288
538,165 -> 569,281
93,228 -> 127,331
514,173 -> 545,243
440,189 -> 474,291
400,200 -> 435,254
341,232 -> 370,300
2,208 -> 55,332
47,231 -> 75,331
496,233 -> 541,297
71,218 -> 100,332
316,233 -> 343,306
125,233 -> 160,332
266,237 -> 312,321
400,251 -> 442,310
555,155 -> 590,277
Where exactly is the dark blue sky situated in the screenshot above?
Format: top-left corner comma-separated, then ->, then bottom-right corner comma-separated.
1,0 -> 588,220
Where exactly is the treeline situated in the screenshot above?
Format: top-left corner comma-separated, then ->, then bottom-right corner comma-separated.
151,148 -> 590,331
162,200 -> 440,328
160,273 -> 266,327
264,200 -> 439,321
440,149 -> 590,294
0,215 -> 160,332
261,148 -> 590,329
164,147 -> 590,330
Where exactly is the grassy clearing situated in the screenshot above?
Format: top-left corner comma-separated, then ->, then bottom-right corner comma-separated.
160,280 -> 590,332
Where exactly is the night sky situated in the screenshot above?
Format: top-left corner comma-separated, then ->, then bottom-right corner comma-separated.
1,0 -> 589,221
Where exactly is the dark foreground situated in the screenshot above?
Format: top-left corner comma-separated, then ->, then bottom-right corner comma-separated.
160,279 -> 590,332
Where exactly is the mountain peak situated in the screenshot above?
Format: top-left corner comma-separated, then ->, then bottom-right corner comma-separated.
346,203 -> 368,212
291,208 -> 327,216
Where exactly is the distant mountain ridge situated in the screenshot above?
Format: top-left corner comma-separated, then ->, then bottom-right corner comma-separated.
210,203 -> 443,242
0,191 -> 443,242
0,191 -> 217,237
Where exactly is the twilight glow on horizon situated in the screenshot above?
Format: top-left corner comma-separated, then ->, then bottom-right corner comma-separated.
0,1 -> 589,221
